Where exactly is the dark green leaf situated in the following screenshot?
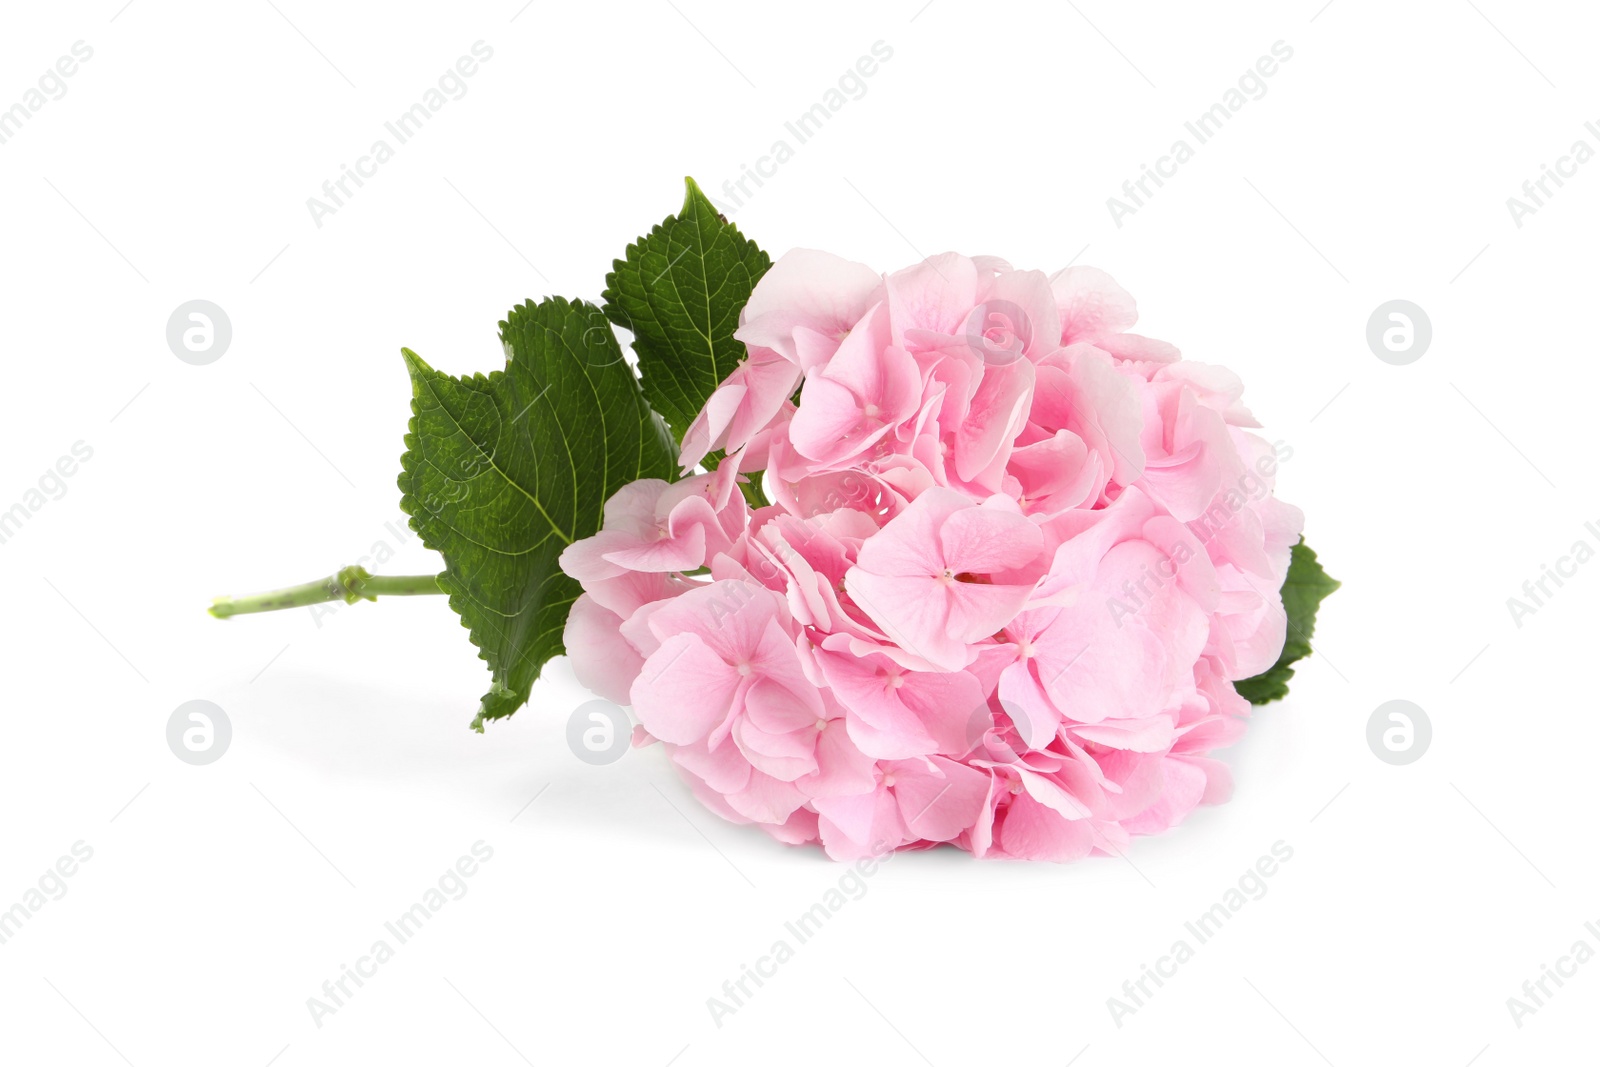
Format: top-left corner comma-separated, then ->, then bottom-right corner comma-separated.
601,176 -> 771,444
1235,540 -> 1340,705
398,297 -> 677,729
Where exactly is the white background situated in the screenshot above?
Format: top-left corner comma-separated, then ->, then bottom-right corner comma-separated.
1,1 -> 1595,1064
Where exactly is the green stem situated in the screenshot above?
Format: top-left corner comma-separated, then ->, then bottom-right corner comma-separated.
706,448 -> 769,509
737,475 -> 770,509
209,566 -> 444,619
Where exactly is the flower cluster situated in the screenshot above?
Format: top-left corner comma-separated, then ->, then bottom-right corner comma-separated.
560,251 -> 1302,861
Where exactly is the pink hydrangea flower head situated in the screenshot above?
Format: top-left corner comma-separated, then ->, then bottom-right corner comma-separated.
561,249 -> 1308,862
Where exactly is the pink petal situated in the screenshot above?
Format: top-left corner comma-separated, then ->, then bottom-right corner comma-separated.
854,488 -> 967,577
630,634 -> 741,744
1051,265 -> 1139,343
890,757 -> 989,842
601,523 -> 707,573
886,253 -> 980,345
997,792 -> 1095,861
736,249 -> 884,365
939,500 -> 1044,573
844,570 -> 965,669
943,580 -> 1033,645
563,594 -> 642,706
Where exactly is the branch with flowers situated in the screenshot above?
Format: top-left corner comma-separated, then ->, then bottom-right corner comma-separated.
213,178 -> 1337,862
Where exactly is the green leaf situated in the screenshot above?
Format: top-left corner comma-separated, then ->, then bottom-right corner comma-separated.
397,297 -> 677,730
602,176 -> 772,444
1235,540 -> 1341,705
